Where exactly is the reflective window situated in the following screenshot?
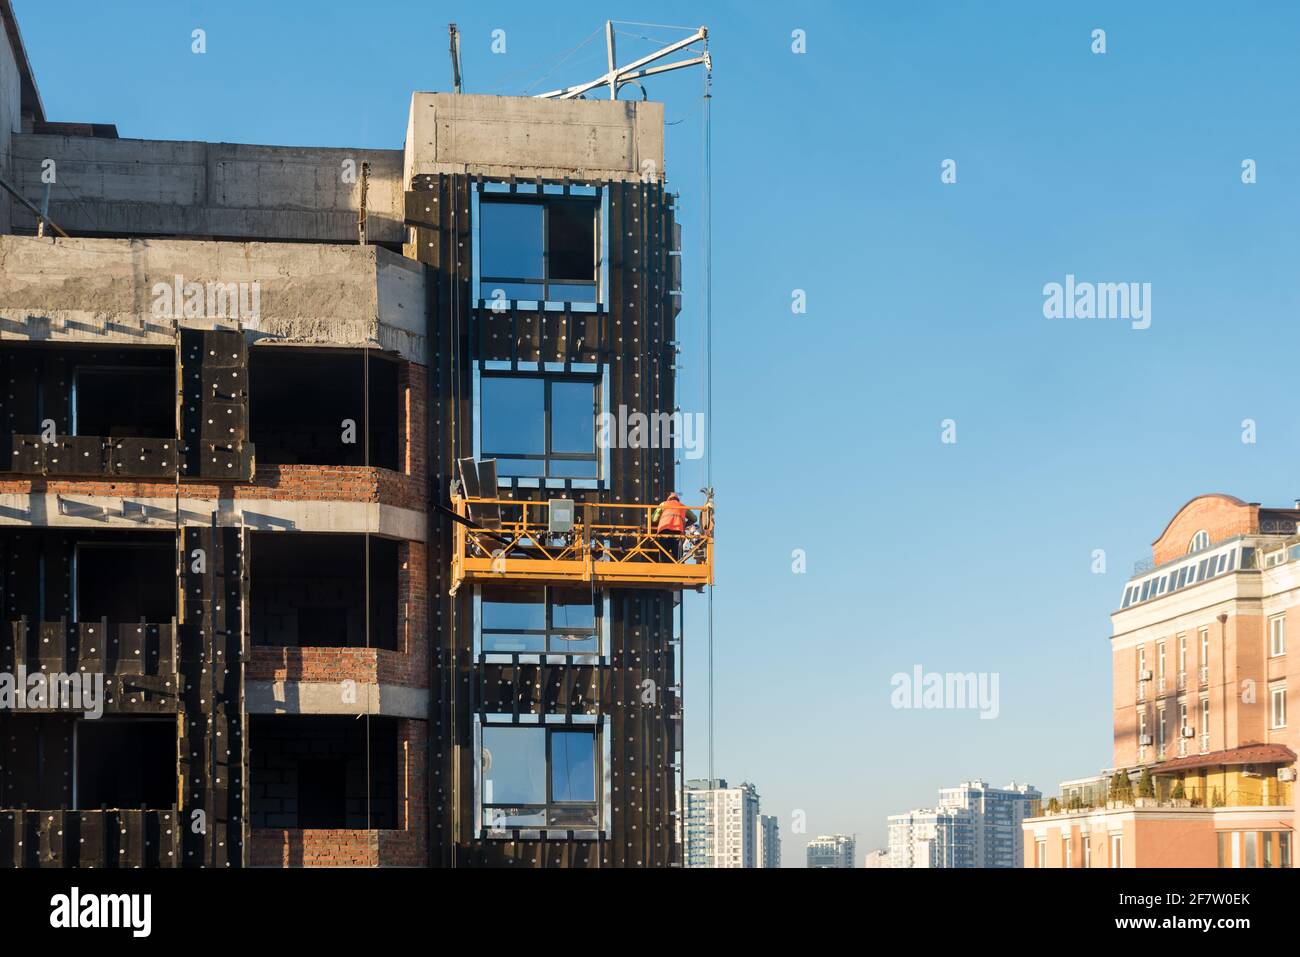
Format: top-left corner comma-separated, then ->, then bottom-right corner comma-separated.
480,373 -> 598,480
480,725 -> 599,829
481,585 -> 600,654
479,197 -> 598,303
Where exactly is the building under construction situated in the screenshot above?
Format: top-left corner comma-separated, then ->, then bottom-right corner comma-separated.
0,3 -> 712,868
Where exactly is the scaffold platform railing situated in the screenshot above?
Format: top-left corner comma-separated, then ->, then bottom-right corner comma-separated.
449,495 -> 713,594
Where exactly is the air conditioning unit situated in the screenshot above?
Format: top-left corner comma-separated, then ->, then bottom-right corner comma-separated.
1182,727 -> 1196,738
1139,669 -> 1153,681
1277,768 -> 1297,782
1139,735 -> 1153,746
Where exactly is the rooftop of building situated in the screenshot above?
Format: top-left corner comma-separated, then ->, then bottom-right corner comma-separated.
1116,492 -> 1300,614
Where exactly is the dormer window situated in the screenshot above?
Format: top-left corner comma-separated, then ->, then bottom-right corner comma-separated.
1189,530 -> 1210,553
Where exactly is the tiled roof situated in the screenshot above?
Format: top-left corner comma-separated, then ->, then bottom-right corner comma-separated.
1150,744 -> 1296,774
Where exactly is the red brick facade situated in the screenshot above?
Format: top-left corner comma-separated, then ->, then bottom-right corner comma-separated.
249,719 -> 427,868
1151,494 -> 1258,566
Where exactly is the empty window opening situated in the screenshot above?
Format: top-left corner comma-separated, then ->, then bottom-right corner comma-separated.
480,724 -> 599,829
480,585 -> 601,654
74,540 -> 175,622
250,716 -> 398,829
480,373 -> 598,479
249,533 -> 398,650
0,714 -> 75,807
75,718 -> 176,810
0,344 -> 175,441
478,196 -> 598,303
74,363 -> 175,439
250,349 -> 398,469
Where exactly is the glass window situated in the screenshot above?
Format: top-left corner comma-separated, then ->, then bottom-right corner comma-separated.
479,202 -> 544,284
481,585 -> 600,654
480,724 -> 599,830
1271,615 -> 1286,657
481,725 -> 546,812
481,376 -> 545,457
478,197 -> 597,303
1281,832 -> 1291,868
480,373 -> 599,480
1190,530 -> 1210,553
551,731 -> 596,803
1271,684 -> 1286,729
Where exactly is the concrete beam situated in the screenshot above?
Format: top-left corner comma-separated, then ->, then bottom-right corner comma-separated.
404,92 -> 664,185
8,135 -> 404,243
0,234 -> 428,362
246,679 -> 429,719
0,493 -> 426,540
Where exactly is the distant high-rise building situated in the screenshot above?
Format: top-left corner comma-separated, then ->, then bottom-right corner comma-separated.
685,779 -> 760,868
756,814 -> 781,868
806,834 -> 856,868
888,806 -> 974,868
889,780 -> 1040,868
862,848 -> 890,868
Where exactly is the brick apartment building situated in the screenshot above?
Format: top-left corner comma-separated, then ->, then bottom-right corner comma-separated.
1025,493 -> 1297,868
0,2 -> 706,867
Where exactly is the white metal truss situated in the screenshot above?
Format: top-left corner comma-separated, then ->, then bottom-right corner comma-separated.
534,21 -> 709,100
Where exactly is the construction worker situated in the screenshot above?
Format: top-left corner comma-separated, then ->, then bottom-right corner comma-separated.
651,492 -> 698,560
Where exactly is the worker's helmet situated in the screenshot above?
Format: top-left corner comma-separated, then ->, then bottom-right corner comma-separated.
667,492 -> 680,500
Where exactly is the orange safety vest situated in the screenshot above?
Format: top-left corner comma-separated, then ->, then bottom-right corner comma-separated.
655,498 -> 687,534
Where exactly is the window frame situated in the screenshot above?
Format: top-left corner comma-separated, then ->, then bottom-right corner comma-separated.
474,188 -> 603,306
1189,530 -> 1210,553
1271,683 -> 1287,730
475,584 -> 606,659
1270,614 -> 1286,658
474,715 -> 610,838
478,368 -> 601,482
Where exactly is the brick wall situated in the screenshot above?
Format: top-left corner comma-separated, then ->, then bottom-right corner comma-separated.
1152,495 -> 1258,566
249,717 -> 427,868
246,540 -> 428,687
398,362 -> 428,496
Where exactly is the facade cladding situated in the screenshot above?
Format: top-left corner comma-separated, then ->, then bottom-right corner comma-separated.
0,4 -> 690,867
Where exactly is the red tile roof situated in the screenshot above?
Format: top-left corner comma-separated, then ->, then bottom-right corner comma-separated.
1151,744 -> 1296,775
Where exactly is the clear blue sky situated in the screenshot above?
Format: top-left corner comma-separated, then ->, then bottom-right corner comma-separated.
16,1 -> 1300,867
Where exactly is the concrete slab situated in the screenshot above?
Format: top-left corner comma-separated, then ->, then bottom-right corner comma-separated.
0,234 -> 429,362
8,135 -> 404,243
404,92 -> 664,185
0,492 -> 426,540
246,679 -> 429,718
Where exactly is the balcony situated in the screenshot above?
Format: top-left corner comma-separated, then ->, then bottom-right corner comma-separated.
450,495 -> 713,593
